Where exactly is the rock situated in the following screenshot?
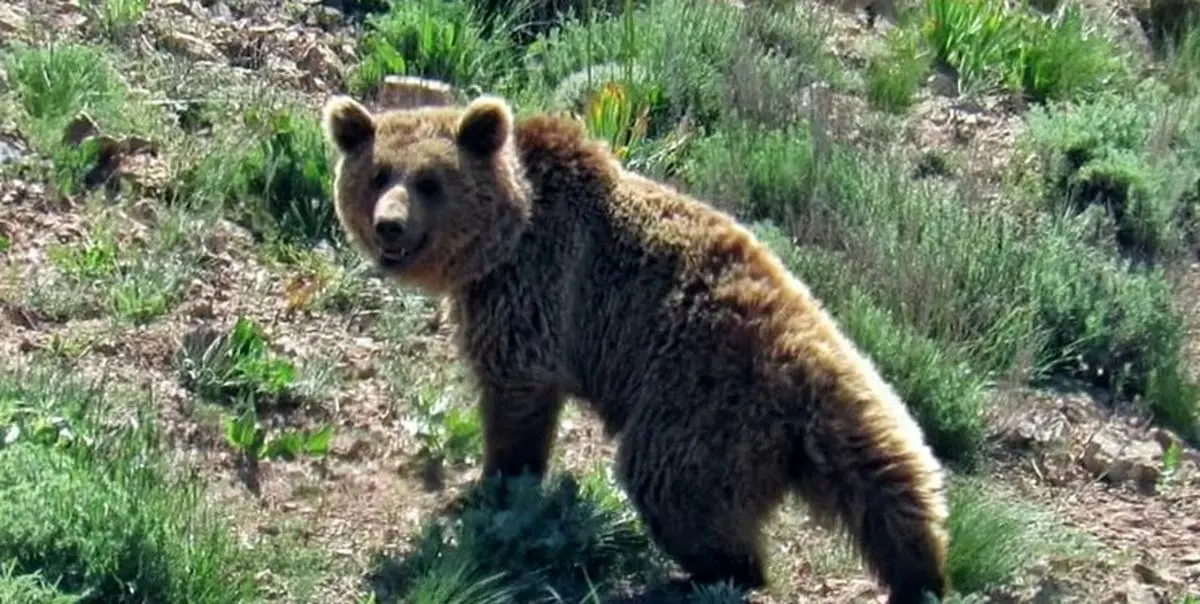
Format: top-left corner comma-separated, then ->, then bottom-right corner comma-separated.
1080,426 -> 1164,494
161,31 -> 223,62
314,6 -> 344,29
0,136 -> 23,164
1113,581 -> 1158,604
300,43 -> 345,84
927,64 -> 959,98
0,4 -> 27,36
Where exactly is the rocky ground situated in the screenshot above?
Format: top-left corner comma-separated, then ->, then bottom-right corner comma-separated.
1,0 -> 1199,603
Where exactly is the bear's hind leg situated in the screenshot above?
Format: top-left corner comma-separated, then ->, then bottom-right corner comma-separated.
616,425 -> 772,592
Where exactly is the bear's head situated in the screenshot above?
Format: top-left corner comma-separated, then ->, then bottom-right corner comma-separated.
321,92 -> 532,293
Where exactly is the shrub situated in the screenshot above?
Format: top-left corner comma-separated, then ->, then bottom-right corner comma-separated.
370,471 -> 656,603
517,0 -> 825,131
1021,81 -> 1200,259
683,119 -> 1199,447
866,25 -> 932,113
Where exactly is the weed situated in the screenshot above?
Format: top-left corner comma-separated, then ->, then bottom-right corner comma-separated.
866,25 -> 932,113
0,362 -> 257,603
81,0 -> 149,42
182,104 -> 336,246
920,0 -> 1125,101
348,0 -> 524,97
401,369 -> 484,470
175,317 -> 300,410
370,470 -> 656,603
222,408 -> 333,462
945,477 -> 1096,594
26,213 -> 199,324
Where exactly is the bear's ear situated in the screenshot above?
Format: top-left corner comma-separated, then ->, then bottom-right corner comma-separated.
454,95 -> 513,159
322,95 -> 375,155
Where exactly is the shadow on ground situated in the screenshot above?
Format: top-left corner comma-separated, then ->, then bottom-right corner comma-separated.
363,473 -> 752,604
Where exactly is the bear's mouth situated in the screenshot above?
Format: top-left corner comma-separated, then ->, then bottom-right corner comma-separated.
378,234 -> 429,272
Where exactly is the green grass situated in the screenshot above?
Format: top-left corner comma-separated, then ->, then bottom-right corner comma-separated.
0,361 -> 256,603
866,25 -> 932,114
368,469 -> 662,604
5,0 -> 1200,601
919,0 -> 1128,102
178,103 -> 338,246
687,119 -> 1198,451
945,477 -> 1098,593
22,206 -> 204,324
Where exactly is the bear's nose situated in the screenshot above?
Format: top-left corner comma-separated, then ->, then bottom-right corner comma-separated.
374,219 -> 405,242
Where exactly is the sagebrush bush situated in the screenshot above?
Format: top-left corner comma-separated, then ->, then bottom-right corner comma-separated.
683,119 -> 1199,448
1022,81 -> 1200,259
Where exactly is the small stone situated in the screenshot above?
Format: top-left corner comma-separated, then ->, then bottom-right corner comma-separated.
300,43 -> 345,83
1080,426 -> 1163,491
161,32 -> 222,62
1115,582 -> 1158,604
0,4 -> 28,36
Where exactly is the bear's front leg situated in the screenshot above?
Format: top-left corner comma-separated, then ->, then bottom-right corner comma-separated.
479,381 -> 565,481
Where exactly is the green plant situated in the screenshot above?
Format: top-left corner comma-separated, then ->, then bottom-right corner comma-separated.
348,0 -> 523,96
684,117 -> 1198,447
82,0 -> 149,41
867,25 -> 932,113
222,409 -> 333,462
1021,83 -> 1200,260
0,363 -> 259,603
402,378 -> 484,469
373,471 -> 655,603
580,80 -> 659,162
945,477 -> 1096,594
176,317 -> 300,410
920,0 -> 1125,101
28,217 -> 199,324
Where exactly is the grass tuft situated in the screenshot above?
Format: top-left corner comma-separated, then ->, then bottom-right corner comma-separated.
920,0 -> 1127,102
370,470 -> 657,603
945,477 -> 1097,593
0,362 -> 256,604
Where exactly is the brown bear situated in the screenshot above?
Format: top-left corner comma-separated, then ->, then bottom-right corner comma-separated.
321,84 -> 951,604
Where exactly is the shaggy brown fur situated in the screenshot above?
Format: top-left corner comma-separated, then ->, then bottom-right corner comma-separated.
322,93 -> 951,604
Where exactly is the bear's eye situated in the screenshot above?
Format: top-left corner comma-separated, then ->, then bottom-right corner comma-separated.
412,175 -> 442,198
370,167 -> 392,190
